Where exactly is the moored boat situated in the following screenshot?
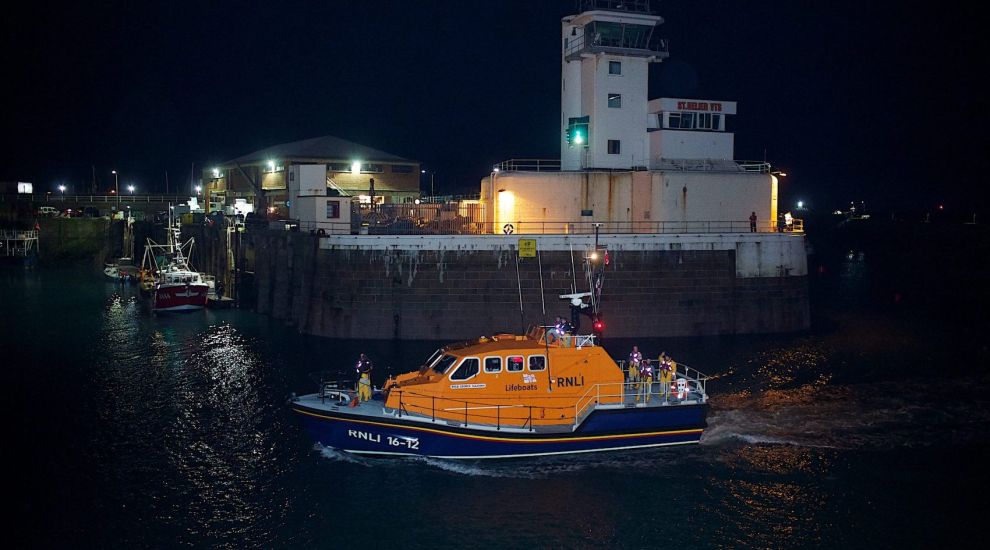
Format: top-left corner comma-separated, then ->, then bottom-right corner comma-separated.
141,209 -> 209,312
291,327 -> 709,459
103,257 -> 140,282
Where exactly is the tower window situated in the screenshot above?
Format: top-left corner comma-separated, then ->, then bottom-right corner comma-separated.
607,140 -> 621,155
609,61 -> 622,75
608,94 -> 621,108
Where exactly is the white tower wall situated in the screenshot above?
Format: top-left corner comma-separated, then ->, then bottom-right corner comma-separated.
561,7 -> 665,171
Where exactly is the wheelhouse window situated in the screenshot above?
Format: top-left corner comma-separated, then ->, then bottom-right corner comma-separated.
608,93 -> 621,108
484,357 -> 502,373
607,140 -> 621,154
507,356 -> 524,372
450,358 -> 480,381
528,355 -> 546,371
609,61 -> 621,75
432,354 -> 458,375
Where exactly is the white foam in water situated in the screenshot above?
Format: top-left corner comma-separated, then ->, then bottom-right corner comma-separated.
315,444 -> 371,466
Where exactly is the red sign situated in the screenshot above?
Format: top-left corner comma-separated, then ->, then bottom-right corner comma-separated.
676,101 -> 722,112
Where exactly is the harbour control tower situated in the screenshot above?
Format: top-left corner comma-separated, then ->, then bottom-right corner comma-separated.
561,0 -> 668,170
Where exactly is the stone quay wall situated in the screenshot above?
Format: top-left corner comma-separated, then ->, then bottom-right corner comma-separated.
244,232 -> 809,340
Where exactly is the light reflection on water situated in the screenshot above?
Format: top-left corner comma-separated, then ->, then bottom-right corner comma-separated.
88,287 -> 295,547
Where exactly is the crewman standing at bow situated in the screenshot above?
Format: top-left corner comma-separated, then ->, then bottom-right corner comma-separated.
356,353 -> 374,402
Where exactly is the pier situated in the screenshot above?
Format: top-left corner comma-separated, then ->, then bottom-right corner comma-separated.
1,229 -> 38,257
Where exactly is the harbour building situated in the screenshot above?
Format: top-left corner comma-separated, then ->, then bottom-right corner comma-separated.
203,135 -> 421,216
217,0 -> 809,340
482,0 -> 780,234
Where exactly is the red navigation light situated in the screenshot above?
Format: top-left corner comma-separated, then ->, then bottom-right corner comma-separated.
593,319 -> 604,332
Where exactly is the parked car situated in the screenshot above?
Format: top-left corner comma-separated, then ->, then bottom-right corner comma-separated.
37,206 -> 58,217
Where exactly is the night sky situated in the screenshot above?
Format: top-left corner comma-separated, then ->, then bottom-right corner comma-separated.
2,0 -> 982,215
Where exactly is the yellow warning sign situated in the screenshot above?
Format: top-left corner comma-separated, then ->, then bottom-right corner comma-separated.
518,238 -> 537,258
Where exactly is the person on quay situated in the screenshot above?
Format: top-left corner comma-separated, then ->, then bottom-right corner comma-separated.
637,358 -> 654,403
355,353 -> 374,402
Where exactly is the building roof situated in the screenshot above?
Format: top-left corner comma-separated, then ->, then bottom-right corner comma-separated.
225,135 -> 413,165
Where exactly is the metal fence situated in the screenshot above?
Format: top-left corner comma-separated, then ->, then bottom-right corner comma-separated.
1,194 -> 192,204
282,218 -> 804,236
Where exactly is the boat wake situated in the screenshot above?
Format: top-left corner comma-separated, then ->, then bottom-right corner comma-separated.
702,375 -> 990,450
315,444 -> 373,466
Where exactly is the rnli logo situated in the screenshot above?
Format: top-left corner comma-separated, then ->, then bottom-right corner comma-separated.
556,376 -> 585,388
523,374 -> 536,383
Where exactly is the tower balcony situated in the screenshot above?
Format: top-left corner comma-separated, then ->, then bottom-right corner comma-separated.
578,0 -> 654,15
564,21 -> 668,61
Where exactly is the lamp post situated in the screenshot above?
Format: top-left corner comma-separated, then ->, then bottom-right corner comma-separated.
58,184 -> 66,196
127,185 -> 135,195
111,170 -> 120,206
421,169 -> 434,199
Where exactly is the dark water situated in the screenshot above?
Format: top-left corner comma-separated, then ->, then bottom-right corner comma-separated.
3,224 -> 989,548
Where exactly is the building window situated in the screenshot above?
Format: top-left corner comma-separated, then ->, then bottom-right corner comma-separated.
607,140 -> 621,154
326,200 -> 340,219
450,358 -> 480,381
484,357 -> 502,373
507,356 -> 524,372
528,355 -> 546,371
609,61 -> 621,75
666,112 -> 720,131
328,163 -> 383,173
608,93 -> 621,108
391,164 -> 414,173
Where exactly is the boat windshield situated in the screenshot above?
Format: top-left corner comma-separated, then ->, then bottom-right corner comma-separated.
419,349 -> 444,373
431,354 -> 458,375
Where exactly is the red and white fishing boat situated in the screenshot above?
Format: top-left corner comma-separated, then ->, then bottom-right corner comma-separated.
141,210 -> 209,312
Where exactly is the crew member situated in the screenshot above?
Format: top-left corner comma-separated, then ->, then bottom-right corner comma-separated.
658,352 -> 674,399
637,359 -> 654,403
627,346 -> 642,396
355,353 -> 374,402
749,211 -> 757,232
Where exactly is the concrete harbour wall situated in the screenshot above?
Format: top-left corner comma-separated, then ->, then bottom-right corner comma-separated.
246,232 -> 809,340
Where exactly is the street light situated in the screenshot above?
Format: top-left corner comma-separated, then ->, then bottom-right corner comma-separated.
194,185 -> 202,195
58,184 -> 66,195
127,185 -> 135,195
111,170 -> 120,205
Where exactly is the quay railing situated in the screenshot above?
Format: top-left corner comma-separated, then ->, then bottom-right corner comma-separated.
273,218 -> 804,236
2,194 -> 193,205
494,159 -> 561,172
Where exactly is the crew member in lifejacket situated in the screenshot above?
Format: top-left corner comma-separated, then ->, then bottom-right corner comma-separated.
555,316 -> 574,347
627,346 -> 642,395
636,358 -> 654,402
658,352 -> 674,399
356,353 -> 374,402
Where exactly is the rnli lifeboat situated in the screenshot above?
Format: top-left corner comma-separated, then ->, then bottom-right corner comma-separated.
291,326 -> 710,459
